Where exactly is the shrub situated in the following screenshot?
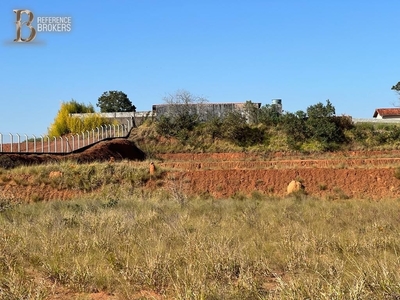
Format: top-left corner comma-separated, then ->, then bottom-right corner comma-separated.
48,100 -> 111,137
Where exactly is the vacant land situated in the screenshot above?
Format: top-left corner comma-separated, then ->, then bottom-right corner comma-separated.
2,133 -> 400,299
2,190 -> 400,299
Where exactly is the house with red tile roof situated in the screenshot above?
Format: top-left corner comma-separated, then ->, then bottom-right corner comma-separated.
373,108 -> 400,119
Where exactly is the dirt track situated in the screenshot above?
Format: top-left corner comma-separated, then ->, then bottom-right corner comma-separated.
1,138 -> 400,200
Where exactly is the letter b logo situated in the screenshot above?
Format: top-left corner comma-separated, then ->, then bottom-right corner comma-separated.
14,9 -> 36,42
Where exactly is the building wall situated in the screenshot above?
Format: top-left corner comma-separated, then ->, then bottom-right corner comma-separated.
381,115 -> 400,119
152,102 -> 262,121
70,111 -> 154,127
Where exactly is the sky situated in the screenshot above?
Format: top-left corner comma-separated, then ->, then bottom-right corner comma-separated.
1,0 -> 400,136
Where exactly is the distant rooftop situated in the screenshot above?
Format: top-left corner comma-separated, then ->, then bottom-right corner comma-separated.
373,108 -> 400,118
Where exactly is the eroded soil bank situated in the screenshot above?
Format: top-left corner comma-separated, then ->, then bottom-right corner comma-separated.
1,139 -> 400,201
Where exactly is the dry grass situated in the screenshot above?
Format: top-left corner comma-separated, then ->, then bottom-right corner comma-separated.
3,160 -> 165,193
1,184 -> 400,299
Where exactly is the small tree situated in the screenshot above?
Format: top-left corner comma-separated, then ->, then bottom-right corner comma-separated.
305,99 -> 346,147
220,111 -> 264,147
48,100 -> 109,137
97,91 -> 136,113
281,111 -> 307,149
155,90 -> 208,141
162,89 -> 208,121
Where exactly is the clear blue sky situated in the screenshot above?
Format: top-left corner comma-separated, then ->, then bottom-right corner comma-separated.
1,0 -> 400,136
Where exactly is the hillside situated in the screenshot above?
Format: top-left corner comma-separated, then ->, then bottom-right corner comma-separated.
1,125 -> 400,202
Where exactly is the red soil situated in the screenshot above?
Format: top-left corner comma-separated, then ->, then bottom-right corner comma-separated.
155,151 -> 400,200
1,138 -> 400,202
3,139 -> 400,299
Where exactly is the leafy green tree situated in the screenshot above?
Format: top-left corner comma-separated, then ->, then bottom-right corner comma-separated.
243,101 -> 281,126
305,100 -> 348,148
281,111 -> 307,149
258,104 -> 282,126
306,99 -> 335,119
97,91 -> 136,112
203,117 -> 223,141
220,111 -> 264,147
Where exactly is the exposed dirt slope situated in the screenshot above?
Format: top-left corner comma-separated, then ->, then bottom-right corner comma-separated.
155,151 -> 400,199
1,138 -> 400,200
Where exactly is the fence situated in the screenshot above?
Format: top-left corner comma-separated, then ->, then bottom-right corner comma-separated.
0,122 -> 133,154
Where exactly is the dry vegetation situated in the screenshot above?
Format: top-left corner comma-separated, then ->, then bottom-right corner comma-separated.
3,119 -> 400,299
1,161 -> 400,299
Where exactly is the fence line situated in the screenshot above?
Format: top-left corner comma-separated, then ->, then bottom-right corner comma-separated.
0,121 -> 133,154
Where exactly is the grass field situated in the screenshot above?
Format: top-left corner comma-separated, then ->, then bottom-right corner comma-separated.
1,187 -> 400,299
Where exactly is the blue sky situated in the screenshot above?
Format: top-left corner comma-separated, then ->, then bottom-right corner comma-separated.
1,0 -> 400,136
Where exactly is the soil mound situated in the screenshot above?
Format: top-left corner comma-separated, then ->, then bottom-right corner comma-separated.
0,138 -> 146,169
70,139 -> 146,163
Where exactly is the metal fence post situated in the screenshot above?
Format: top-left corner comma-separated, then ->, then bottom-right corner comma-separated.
126,119 -> 130,134
32,134 -> 36,153
72,135 -> 75,151
54,137 -> 57,152
40,135 -> 44,153
60,137 -> 63,153
24,134 -> 28,152
77,133 -> 80,149
65,137 -> 69,152
16,134 -> 20,153
0,133 -> 2,152
9,134 -> 13,152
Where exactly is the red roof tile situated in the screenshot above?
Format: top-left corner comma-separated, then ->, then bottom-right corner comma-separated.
373,108 -> 400,118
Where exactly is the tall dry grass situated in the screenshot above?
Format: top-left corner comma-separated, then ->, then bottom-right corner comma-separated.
1,186 -> 400,299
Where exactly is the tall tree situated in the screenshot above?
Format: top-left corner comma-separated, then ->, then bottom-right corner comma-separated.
97,91 -> 136,113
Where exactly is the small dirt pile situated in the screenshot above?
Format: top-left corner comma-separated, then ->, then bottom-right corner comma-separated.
0,139 -> 146,169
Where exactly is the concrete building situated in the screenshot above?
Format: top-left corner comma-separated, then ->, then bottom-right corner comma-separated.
152,102 -> 261,120
70,99 -> 283,126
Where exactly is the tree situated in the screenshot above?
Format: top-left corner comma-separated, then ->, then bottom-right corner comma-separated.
161,89 -> 208,121
97,91 -> 136,113
48,100 -> 109,137
155,90 -> 208,141
281,111 -> 307,149
218,111 -> 263,146
305,99 -> 346,147
391,82 -> 400,95
392,82 -> 400,106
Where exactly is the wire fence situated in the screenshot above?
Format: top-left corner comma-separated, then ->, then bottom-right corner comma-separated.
0,122 -> 133,154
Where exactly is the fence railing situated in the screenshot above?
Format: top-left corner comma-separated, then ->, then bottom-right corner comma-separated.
0,122 -> 133,154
